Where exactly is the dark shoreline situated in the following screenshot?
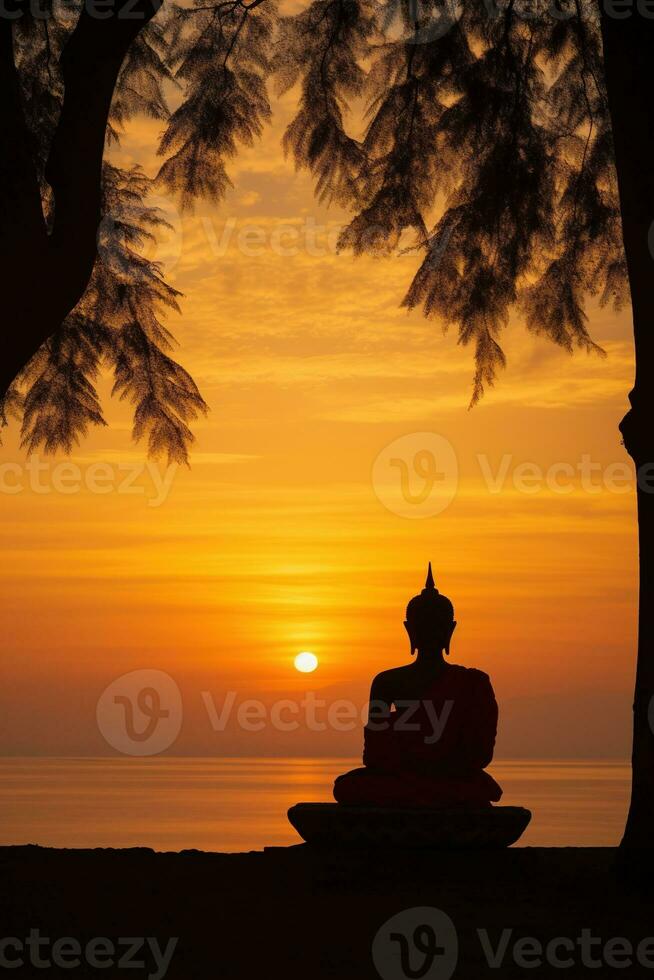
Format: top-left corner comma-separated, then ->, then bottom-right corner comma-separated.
3,845 -> 654,978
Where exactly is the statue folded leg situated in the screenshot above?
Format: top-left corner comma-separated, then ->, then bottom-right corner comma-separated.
333,766 -> 502,808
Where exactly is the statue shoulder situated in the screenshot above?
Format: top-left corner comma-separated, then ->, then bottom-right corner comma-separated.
372,665 -> 408,684
448,664 -> 492,685
370,665 -> 409,697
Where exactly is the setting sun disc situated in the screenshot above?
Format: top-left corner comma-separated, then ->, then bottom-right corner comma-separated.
294,652 -> 318,673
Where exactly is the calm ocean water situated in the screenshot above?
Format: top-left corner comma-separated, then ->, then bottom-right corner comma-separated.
0,758 -> 630,850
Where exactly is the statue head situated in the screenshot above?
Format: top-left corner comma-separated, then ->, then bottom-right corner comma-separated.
404,563 -> 456,656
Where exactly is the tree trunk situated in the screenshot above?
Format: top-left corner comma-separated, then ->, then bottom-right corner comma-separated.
0,2 -> 161,404
601,7 -> 654,862
0,19 -> 54,398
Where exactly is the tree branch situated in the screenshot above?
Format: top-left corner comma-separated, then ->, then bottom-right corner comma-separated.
45,0 -> 163,320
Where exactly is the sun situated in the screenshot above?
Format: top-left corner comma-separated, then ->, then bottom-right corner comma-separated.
294,651 -> 318,673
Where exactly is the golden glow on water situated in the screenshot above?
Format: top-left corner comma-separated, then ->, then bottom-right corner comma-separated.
0,758 -> 631,851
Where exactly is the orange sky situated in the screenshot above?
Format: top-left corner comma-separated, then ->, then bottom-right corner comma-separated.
0,80 -> 639,760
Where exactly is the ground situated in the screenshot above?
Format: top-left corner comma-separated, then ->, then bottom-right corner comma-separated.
2,845 -> 654,978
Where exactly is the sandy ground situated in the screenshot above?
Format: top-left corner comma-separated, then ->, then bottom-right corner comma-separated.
3,844 -> 654,978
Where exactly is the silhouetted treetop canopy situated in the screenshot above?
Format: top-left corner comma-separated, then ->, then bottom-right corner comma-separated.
3,0 -> 627,458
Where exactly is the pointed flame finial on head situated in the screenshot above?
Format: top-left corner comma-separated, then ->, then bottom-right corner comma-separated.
423,561 -> 438,594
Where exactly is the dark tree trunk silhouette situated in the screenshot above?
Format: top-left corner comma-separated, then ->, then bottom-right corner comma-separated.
601,9 -> 654,854
0,0 -> 161,400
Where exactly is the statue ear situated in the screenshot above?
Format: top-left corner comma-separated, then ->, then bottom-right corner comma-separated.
404,620 -> 416,656
444,620 -> 457,656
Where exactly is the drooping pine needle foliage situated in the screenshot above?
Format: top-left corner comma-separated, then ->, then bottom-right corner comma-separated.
4,0 -> 627,454
157,0 -> 626,404
272,0 -> 374,206
18,164 -> 206,462
157,0 -> 277,209
6,4 -> 207,463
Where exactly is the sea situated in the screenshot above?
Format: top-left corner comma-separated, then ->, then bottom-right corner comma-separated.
0,758 -> 630,851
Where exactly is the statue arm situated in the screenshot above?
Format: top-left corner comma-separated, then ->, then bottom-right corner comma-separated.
459,672 -> 498,769
366,673 -> 393,724
363,673 -> 398,769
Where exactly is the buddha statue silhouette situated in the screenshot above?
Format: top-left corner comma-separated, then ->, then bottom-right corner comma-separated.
333,564 -> 502,807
